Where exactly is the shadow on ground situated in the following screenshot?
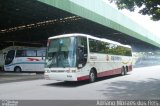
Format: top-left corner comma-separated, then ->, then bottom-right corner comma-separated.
98,78 -> 160,100
43,74 -> 127,88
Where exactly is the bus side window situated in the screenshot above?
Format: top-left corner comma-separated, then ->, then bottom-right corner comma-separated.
77,37 -> 87,67
16,50 -> 26,57
37,50 -> 46,60
26,50 -> 36,57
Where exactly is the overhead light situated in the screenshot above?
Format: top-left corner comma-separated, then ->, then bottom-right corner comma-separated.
0,16 -> 81,33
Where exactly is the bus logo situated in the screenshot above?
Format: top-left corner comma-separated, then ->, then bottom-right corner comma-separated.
27,58 -> 40,61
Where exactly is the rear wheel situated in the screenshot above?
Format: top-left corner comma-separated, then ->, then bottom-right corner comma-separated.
89,69 -> 96,83
121,67 -> 126,76
14,67 -> 21,72
125,66 -> 128,74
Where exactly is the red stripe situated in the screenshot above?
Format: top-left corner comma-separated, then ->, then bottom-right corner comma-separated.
128,65 -> 133,72
77,75 -> 89,81
77,65 -> 133,81
77,68 -> 121,81
27,58 -> 40,61
97,68 -> 121,78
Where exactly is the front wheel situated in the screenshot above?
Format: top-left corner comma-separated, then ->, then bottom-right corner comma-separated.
121,67 -> 127,76
89,69 -> 96,83
14,67 -> 21,72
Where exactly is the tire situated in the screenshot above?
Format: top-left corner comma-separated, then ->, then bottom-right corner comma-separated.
89,69 -> 96,83
121,67 -> 126,76
14,67 -> 21,72
125,66 -> 128,74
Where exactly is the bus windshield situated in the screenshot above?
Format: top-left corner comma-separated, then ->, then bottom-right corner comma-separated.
45,37 -> 77,68
5,50 -> 15,65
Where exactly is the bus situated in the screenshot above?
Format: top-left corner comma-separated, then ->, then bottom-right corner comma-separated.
44,33 -> 132,82
4,47 -> 46,72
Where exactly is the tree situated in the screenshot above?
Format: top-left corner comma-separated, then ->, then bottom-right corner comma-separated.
109,0 -> 160,21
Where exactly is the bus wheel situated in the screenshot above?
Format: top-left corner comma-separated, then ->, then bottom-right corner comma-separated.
121,67 -> 126,76
126,66 -> 128,73
89,69 -> 96,83
14,67 -> 21,72
125,66 -> 128,75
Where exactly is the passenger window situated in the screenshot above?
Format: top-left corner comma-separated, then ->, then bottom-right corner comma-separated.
26,50 -> 36,57
16,50 -> 26,57
77,37 -> 87,68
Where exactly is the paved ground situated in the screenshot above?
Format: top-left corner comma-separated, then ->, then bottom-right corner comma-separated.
0,65 -> 160,100
0,72 -> 44,83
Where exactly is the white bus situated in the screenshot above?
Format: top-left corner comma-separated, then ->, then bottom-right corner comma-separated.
4,48 -> 46,72
44,33 -> 132,82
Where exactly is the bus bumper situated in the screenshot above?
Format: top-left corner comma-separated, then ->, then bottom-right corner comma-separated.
44,72 -> 78,81
4,65 -> 13,71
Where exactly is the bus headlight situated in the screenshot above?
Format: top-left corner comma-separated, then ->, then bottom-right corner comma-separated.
45,70 -> 50,73
66,70 -> 76,73
66,70 -> 70,73
72,70 -> 76,73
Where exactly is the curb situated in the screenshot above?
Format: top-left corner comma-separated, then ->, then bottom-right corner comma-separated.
0,72 -> 37,76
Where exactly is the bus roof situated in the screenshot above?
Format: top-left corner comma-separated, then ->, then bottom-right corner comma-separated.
49,33 -> 131,48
